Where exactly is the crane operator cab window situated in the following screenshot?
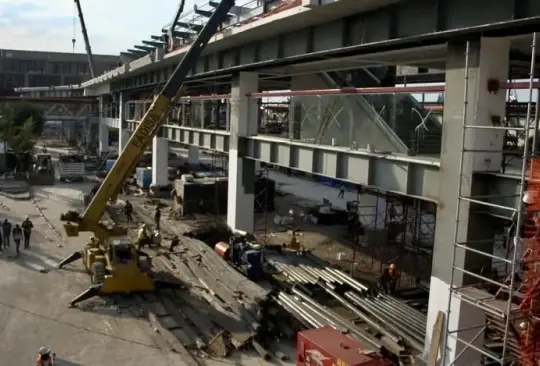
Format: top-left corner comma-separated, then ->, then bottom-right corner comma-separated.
110,238 -> 134,264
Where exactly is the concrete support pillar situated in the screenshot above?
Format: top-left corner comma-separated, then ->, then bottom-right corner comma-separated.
188,146 -> 199,165
151,137 -> 168,186
98,96 -> 109,154
118,92 -> 132,153
425,37 -> 509,365
227,72 -> 258,233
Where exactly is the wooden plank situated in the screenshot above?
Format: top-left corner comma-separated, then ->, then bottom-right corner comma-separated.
427,311 -> 444,366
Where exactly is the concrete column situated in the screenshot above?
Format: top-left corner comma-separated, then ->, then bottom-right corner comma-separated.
227,72 -> 258,233
118,92 -> 132,153
151,137 -> 168,186
188,146 -> 199,165
425,37 -> 509,365
98,96 -> 109,154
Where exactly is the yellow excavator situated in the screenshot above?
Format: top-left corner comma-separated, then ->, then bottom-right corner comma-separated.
57,0 -> 235,307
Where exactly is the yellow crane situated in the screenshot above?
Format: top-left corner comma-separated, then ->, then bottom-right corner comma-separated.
57,0 -> 236,307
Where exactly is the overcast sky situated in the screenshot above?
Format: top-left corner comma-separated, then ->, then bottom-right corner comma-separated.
0,0 -> 191,55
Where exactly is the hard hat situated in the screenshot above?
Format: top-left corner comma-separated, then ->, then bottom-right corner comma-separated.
523,191 -> 533,204
38,347 -> 51,356
141,224 -> 147,229
25,215 -> 29,220
389,263 -> 395,270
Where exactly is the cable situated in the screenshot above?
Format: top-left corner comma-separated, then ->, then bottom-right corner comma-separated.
72,1 -> 77,53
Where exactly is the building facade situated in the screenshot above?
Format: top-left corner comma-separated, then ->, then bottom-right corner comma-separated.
0,49 -> 119,91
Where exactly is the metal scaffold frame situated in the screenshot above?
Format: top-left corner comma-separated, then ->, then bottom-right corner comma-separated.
443,33 -> 538,365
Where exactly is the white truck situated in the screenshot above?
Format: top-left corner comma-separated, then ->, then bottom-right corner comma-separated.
56,153 -> 86,182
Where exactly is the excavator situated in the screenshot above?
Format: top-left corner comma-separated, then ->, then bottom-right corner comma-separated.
57,0 -> 235,307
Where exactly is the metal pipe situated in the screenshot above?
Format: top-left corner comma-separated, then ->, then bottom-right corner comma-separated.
247,81 -> 540,98
277,293 -> 325,328
533,89 -> 540,155
362,297 -> 425,339
379,295 -> 427,325
275,299 -> 311,329
375,299 -> 426,333
291,286 -> 381,349
326,267 -> 369,292
346,293 -> 425,351
317,282 -> 400,344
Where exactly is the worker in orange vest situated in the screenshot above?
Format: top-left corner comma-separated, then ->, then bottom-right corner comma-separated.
380,263 -> 400,295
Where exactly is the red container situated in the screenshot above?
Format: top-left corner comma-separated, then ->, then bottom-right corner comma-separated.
214,241 -> 230,260
297,327 -> 393,366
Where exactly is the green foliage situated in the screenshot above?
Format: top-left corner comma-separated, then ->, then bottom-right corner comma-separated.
0,103 -> 44,157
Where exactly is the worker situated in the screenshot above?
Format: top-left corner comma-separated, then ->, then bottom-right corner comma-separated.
380,263 -> 400,295
136,224 -> 150,251
338,184 -> 345,198
87,236 -> 99,248
35,346 -> 55,366
154,205 -> 161,230
2,218 -> 11,249
21,215 -> 34,249
124,200 -> 133,223
169,235 -> 180,252
12,224 -> 23,256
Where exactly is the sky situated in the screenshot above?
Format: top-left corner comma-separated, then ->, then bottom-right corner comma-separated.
0,0 -> 192,55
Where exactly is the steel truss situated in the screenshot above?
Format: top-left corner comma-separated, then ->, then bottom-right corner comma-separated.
443,33 -> 539,366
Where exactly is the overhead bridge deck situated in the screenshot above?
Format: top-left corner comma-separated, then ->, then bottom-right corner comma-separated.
96,82 -> 535,219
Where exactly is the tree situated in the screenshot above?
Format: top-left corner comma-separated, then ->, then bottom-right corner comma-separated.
0,102 -> 45,135
0,103 -> 44,172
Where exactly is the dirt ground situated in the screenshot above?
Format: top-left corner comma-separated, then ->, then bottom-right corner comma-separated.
0,182 -> 296,366
140,190 -> 433,289
253,193 -> 433,288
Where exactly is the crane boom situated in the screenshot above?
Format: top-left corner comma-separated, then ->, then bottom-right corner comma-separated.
63,0 -> 236,239
74,0 -> 96,78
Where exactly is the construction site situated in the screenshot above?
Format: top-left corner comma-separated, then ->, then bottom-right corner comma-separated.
1,0 -> 540,365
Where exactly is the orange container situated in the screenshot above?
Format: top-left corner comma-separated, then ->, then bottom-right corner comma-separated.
214,241 -> 230,260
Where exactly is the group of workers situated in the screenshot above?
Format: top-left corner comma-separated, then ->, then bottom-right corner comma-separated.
0,216 -> 34,257
126,200 -> 180,253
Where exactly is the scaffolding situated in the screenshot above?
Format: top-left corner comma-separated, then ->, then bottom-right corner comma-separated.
443,33 -> 539,365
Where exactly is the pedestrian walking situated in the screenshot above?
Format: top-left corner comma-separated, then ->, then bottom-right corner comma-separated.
2,219 -> 11,248
22,215 -> 33,249
124,200 -> 133,223
154,205 -> 161,231
338,184 -> 345,198
12,224 -> 22,257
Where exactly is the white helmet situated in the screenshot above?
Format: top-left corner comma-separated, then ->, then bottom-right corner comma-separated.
38,347 -> 51,356
25,215 -> 29,220
523,191 -> 533,204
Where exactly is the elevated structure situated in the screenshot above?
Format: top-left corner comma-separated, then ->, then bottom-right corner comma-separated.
0,49 -> 119,90
18,0 -> 540,364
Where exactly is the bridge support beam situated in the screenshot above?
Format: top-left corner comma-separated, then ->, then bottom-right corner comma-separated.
152,137 -> 169,187
98,96 -> 109,154
425,37 -> 509,365
227,72 -> 258,233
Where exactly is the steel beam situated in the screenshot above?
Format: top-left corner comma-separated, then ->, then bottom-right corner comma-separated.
86,0 -> 540,93
105,119 -> 523,208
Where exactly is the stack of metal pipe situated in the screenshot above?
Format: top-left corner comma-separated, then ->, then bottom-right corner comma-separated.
268,251 -> 428,354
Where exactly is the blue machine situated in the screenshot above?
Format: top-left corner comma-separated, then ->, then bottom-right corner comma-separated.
229,237 -> 265,280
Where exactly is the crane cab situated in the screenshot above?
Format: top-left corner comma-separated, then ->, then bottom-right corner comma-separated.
83,236 -> 154,294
